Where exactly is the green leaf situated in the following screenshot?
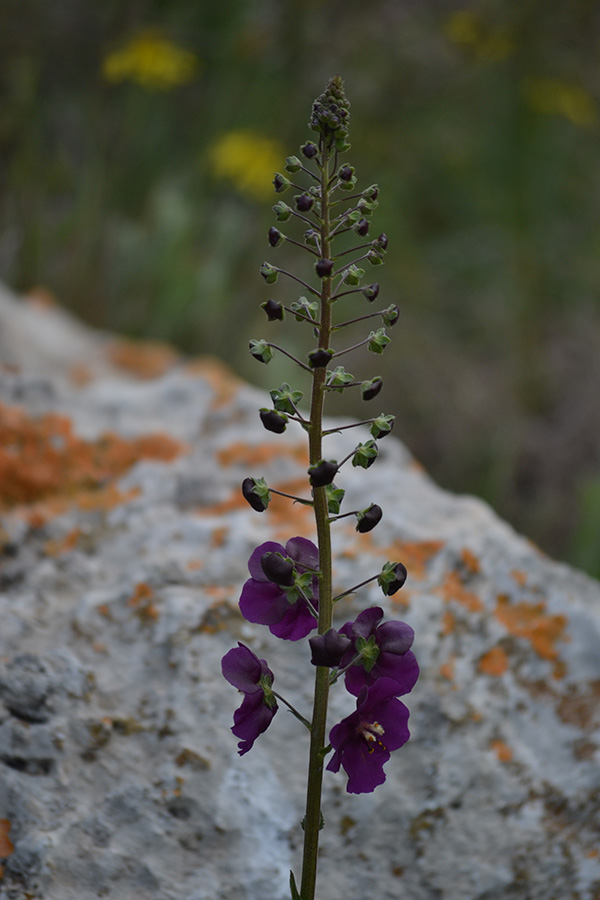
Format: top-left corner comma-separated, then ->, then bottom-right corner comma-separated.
290,870 -> 304,900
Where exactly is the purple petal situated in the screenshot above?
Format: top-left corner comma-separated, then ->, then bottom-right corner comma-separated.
239,578 -> 290,625
269,601 -> 317,640
221,643 -> 270,692
377,620 -> 414,655
232,691 -> 278,755
285,536 -> 319,571
339,738 -> 389,794
344,649 -> 420,696
247,542 -> 286,581
368,696 -> 410,752
350,606 -> 383,639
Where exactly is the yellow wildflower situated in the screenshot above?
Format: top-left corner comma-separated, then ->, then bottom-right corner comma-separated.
522,77 -> 597,128
444,10 -> 513,63
102,30 -> 198,90
207,130 -> 286,202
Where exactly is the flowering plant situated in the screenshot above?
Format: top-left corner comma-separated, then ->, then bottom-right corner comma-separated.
221,76 -> 418,900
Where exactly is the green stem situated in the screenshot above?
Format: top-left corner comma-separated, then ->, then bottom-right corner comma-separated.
300,134 -> 334,900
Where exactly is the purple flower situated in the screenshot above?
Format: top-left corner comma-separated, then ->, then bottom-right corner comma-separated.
339,606 -> 419,696
239,537 -> 319,641
326,678 -> 411,793
221,642 -> 278,755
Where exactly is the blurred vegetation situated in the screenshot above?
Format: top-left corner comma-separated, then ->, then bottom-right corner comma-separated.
1,0 -> 599,577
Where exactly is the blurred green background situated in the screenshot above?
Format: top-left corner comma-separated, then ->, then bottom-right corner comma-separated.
1,0 -> 599,577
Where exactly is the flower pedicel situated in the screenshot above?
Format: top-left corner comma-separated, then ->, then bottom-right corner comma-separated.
221,76 -> 418,900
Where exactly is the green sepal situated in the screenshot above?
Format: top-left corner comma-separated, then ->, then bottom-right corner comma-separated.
249,339 -> 273,364
285,155 -> 303,173
339,175 -> 357,191
284,571 -> 314,604
370,414 -> 395,439
325,365 -> 355,392
270,383 -> 303,414
367,250 -> 384,266
352,440 -> 379,469
325,483 -> 345,514
382,304 -> 400,327
260,261 -> 279,284
342,264 -> 365,286
290,296 -> 318,321
368,328 -> 390,354
355,634 -> 380,673
273,200 -> 293,222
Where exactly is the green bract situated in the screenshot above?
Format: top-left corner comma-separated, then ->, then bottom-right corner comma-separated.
368,328 -> 390,354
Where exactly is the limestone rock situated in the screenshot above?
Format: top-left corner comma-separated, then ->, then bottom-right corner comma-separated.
0,284 -> 599,900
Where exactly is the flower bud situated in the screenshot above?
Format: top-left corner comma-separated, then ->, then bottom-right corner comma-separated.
325,482 -> 345,514
272,200 -> 292,222
382,304 -> 399,327
370,414 -> 395,439
367,249 -> 383,266
295,193 -> 314,212
362,184 -> 379,202
375,232 -> 388,251
342,264 -> 364,286
304,229 -> 319,247
354,218 -> 370,237
261,552 -> 295,586
362,283 -> 379,301
356,503 -> 383,533
261,298 -> 284,321
285,156 -> 303,173
308,459 -> 338,487
308,347 -> 334,369
259,408 -> 288,434
273,173 -> 290,193
338,165 -> 354,182
352,440 -> 379,469
242,476 -> 270,512
361,377 -> 383,401
249,339 -> 273,364
260,262 -> 279,284
368,328 -> 390,354
315,258 -> 334,278
378,562 -> 408,595
301,141 -> 318,159
268,226 -> 284,247
309,628 -> 352,667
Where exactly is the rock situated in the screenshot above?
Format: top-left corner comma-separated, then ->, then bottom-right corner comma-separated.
0,283 -> 599,900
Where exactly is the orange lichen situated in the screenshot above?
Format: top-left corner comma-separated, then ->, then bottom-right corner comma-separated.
186,559 -> 203,571
390,588 -> 411,609
0,401 -> 184,517
216,440 -> 308,469
107,338 -> 179,379
43,527 -> 81,557
0,819 -> 14,858
510,569 -> 528,586
367,538 -> 444,580
127,582 -> 154,607
268,479 -> 316,540
494,594 -> 568,661
460,547 -> 480,574
68,363 -> 94,387
479,645 -> 509,676
441,609 -> 456,635
210,525 -> 229,548
440,655 -> 455,680
438,570 -> 484,612
490,739 -> 513,762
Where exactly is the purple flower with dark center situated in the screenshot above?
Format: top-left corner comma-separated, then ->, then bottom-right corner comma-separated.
326,678 -> 410,793
239,537 -> 319,640
339,606 -> 419,696
221,642 -> 278,756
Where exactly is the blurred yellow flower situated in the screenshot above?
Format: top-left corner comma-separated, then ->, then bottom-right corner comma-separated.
207,130 -> 285,201
523,77 -> 597,128
102,31 -> 198,90
444,10 -> 513,63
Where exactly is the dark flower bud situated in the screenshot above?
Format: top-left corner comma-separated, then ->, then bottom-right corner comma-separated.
361,377 -> 383,401
308,347 -> 334,368
356,503 -> 383,533
378,562 -> 408,596
261,552 -> 295,586
338,165 -> 354,182
301,141 -> 318,159
382,304 -> 399,327
304,229 -> 319,247
308,459 -> 338,487
273,173 -> 290,193
242,476 -> 270,512
362,283 -> 379,301
295,193 -> 314,212
309,628 -> 352,667
354,218 -> 370,237
268,226 -> 284,247
259,408 -> 288,434
375,232 -> 388,251
261,298 -> 284,321
352,440 -> 379,469
370,414 -> 395,439
363,184 -> 379,202
249,339 -> 273,364
315,258 -> 334,278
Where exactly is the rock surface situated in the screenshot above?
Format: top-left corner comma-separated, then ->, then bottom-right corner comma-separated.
0,282 -> 599,900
